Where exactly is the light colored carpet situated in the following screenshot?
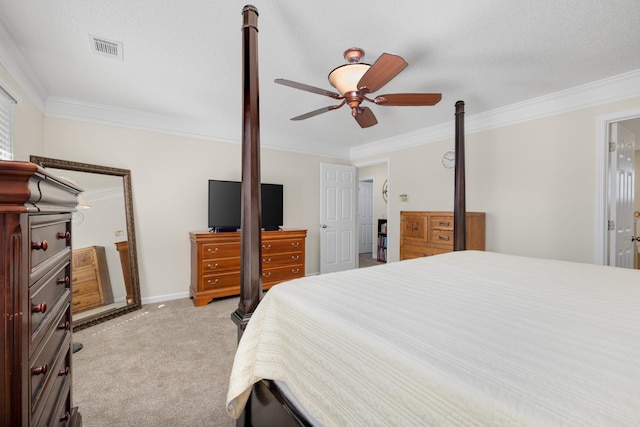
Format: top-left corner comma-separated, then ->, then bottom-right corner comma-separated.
359,252 -> 383,268
72,297 -> 238,427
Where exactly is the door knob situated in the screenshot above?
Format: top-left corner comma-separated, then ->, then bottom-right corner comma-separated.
632,236 -> 640,242
321,224 -> 328,228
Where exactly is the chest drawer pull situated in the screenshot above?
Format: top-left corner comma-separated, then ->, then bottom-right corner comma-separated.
58,321 -> 70,331
438,235 -> 450,241
57,231 -> 71,240
291,242 -> 300,248
262,244 -> 271,249
31,364 -> 48,376
58,367 -> 70,376
57,276 -> 70,286
207,247 -> 219,254
263,258 -> 272,263
207,278 -> 219,285
438,221 -> 451,227
291,268 -> 300,274
291,255 -> 300,261
207,263 -> 219,270
263,272 -> 272,278
32,302 -> 47,314
32,240 -> 49,251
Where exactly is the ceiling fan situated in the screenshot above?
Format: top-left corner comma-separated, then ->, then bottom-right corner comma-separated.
275,48 -> 442,128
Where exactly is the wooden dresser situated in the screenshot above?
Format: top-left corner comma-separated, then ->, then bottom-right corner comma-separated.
400,211 -> 485,260
0,161 -> 82,426
71,246 -> 114,314
190,229 -> 307,306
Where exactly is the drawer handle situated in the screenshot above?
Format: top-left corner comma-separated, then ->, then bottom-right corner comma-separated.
291,255 -> 300,261
438,235 -> 450,241
58,321 -> 70,331
31,364 -> 48,376
411,226 -> 418,231
207,279 -> 219,285
31,240 -> 48,251
262,244 -> 271,249
263,272 -> 272,278
291,242 -> 300,247
60,412 -> 71,422
58,367 -> 70,377
438,221 -> 450,227
207,263 -> 219,270
32,302 -> 47,314
207,247 -> 219,254
57,276 -> 70,286
263,258 -> 272,263
57,231 -> 71,240
291,268 -> 300,274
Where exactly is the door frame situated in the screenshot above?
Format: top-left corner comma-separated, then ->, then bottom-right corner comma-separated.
595,107 -> 640,265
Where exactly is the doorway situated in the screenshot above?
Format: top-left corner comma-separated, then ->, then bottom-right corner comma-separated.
356,159 -> 389,267
596,112 -> 640,268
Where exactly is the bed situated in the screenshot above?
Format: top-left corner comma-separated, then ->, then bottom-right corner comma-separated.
227,5 -> 640,426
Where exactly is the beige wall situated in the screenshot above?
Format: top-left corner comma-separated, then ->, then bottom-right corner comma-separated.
355,96 -> 640,264
0,63 -> 44,159
42,117 -> 346,301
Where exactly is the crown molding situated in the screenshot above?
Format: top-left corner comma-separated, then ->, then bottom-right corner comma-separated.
350,69 -> 640,159
0,20 -> 47,112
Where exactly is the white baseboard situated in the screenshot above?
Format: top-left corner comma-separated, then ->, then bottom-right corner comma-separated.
141,291 -> 190,305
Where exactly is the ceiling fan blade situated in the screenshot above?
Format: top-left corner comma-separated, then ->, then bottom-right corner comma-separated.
354,107 -> 378,128
374,93 -> 442,106
275,78 -> 342,99
291,102 -> 345,121
357,53 -> 408,94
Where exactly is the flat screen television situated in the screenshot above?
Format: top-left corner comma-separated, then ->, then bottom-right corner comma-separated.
208,180 -> 283,232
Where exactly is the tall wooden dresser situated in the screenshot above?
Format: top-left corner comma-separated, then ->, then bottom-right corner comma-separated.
0,161 -> 83,426
190,229 -> 307,306
400,211 -> 486,260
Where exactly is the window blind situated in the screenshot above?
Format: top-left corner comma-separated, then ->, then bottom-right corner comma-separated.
0,86 -> 17,160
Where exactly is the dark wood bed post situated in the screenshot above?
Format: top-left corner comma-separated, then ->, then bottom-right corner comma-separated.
232,5 -> 262,342
453,100 -> 466,251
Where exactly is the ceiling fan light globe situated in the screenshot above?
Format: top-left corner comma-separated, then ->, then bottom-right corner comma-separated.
328,63 -> 370,94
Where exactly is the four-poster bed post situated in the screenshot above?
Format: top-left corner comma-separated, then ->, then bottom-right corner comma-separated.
232,4 -> 263,340
454,100 -> 466,251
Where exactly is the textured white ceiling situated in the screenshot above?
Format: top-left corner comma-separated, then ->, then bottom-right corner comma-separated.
1,1 -> 639,158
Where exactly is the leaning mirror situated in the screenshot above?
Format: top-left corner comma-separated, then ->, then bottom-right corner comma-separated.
30,156 -> 141,331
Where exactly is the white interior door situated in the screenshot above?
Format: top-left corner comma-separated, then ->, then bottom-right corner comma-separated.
358,180 -> 373,254
609,122 -> 636,268
320,163 -> 357,274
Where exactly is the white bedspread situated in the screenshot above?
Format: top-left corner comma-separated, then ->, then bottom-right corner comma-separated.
226,251 -> 640,426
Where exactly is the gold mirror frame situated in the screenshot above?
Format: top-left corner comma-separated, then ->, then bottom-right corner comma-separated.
30,156 -> 141,330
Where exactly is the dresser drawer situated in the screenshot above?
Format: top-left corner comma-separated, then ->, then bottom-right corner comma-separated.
263,265 -> 304,285
400,244 -> 450,260
30,262 -> 71,345
72,268 -> 100,293
429,216 -> 453,230
200,271 -> 240,291
30,311 -> 71,414
201,242 -> 241,260
262,252 -> 303,268
30,214 -> 72,277
262,238 -> 304,254
32,341 -> 72,427
200,256 -> 241,274
429,229 -> 453,246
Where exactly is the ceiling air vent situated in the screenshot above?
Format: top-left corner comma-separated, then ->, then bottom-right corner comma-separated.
89,35 -> 124,61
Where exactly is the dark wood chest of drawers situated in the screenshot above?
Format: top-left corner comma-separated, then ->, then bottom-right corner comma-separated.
1,161 -> 82,426
190,229 -> 307,306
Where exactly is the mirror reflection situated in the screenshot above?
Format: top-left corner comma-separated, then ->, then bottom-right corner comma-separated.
29,156 -> 141,330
